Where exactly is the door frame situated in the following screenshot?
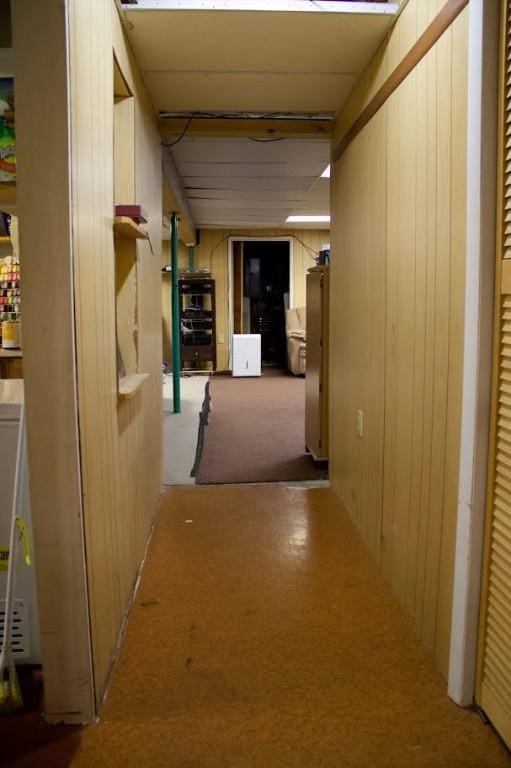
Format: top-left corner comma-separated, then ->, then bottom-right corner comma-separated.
227,236 -> 294,369
447,0 -> 499,707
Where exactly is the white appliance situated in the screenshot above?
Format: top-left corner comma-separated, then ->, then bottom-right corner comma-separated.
232,334 -> 261,377
0,380 -> 41,664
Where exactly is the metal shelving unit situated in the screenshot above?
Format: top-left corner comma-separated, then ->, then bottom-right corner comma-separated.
179,275 -> 217,371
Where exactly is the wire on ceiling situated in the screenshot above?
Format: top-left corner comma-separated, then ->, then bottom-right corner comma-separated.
161,113 -> 196,147
161,113 -> 289,147
160,111 -> 332,148
248,137 -> 287,142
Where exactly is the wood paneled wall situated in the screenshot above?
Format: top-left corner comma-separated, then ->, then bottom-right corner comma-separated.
12,0 -> 95,723
163,228 -> 328,370
329,0 -> 468,678
68,0 -> 163,706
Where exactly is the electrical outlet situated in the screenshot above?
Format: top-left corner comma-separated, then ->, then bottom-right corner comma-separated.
357,409 -> 364,438
218,333 -> 225,344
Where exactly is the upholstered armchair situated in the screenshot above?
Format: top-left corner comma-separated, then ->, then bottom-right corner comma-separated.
285,306 -> 306,376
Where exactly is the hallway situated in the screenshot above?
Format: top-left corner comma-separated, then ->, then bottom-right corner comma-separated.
5,485 -> 509,767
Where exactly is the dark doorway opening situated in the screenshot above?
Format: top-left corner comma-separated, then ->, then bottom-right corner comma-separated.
239,240 -> 290,367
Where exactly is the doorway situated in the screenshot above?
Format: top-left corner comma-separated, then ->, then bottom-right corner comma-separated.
228,237 -> 293,370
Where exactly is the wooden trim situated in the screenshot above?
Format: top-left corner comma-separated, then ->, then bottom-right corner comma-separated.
447,0 -> 499,707
475,0 -> 509,706
332,0 -> 469,164
232,241 -> 243,335
226,235 -> 294,369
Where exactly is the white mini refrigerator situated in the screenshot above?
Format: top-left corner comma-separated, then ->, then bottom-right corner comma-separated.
0,380 -> 41,664
232,334 -> 261,377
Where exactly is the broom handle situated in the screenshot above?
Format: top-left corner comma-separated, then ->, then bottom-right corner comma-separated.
2,400 -> 25,659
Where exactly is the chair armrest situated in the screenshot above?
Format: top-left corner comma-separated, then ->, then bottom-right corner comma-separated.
286,329 -> 306,341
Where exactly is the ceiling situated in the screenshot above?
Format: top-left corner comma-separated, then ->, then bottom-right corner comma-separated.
122,2 -> 398,114
168,136 -> 330,228
121,1 -> 400,231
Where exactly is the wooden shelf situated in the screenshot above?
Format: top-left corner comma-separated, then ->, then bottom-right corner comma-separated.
113,216 -> 148,240
0,236 -> 12,245
118,372 -> 150,399
0,348 -> 22,358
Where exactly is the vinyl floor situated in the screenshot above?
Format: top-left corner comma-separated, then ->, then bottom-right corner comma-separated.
2,485 -> 511,767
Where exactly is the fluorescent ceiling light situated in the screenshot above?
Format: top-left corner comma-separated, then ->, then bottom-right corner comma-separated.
321,165 -> 331,178
286,215 -> 330,223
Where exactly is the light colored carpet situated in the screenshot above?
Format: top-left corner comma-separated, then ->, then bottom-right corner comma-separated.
196,372 -> 327,484
163,373 -> 207,485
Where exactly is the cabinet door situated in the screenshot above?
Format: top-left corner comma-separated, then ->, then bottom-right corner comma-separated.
321,269 -> 329,457
305,271 -> 324,458
476,0 -> 511,748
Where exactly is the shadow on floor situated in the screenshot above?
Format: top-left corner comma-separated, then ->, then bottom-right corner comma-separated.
0,667 -> 82,767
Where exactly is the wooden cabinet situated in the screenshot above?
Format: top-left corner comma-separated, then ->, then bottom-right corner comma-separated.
305,265 -> 329,461
0,350 -> 23,379
179,275 -> 217,370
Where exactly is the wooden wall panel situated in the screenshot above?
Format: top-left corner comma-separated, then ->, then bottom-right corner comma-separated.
68,0 -> 163,706
113,97 -> 135,202
12,0 -> 95,723
330,0 -> 468,678
331,0 -> 442,149
115,239 -> 139,376
330,117 -> 386,563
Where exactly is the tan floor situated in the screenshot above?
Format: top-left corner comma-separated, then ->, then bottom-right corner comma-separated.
4,485 -> 511,767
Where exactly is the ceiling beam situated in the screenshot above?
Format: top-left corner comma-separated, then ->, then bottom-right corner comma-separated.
162,206 -> 196,245
159,117 -> 332,140
162,150 -> 197,245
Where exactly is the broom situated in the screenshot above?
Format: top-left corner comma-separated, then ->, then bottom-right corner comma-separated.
0,401 -> 26,713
